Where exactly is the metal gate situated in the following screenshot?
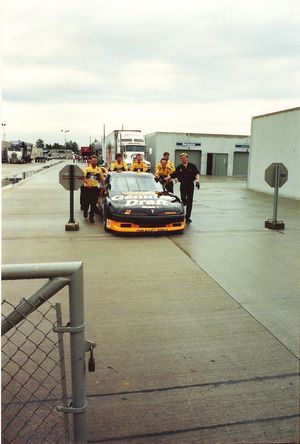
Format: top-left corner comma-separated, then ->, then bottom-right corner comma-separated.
1,262 -> 94,444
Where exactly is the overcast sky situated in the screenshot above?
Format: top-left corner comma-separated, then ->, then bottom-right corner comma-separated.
2,0 -> 300,147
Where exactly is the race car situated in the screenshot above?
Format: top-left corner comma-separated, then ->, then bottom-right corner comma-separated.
98,172 -> 185,233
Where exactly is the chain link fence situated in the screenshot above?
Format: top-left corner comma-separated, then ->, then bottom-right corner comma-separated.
2,298 -> 70,443
2,262 -> 89,444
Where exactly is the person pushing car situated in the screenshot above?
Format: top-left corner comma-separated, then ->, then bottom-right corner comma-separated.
83,155 -> 104,223
110,153 -> 128,172
155,158 -> 175,193
130,153 -> 148,172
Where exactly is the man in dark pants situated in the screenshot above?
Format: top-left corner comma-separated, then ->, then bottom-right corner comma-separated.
168,153 -> 200,223
83,155 -> 104,223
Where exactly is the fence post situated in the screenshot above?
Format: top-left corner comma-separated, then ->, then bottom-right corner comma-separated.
68,263 -> 87,444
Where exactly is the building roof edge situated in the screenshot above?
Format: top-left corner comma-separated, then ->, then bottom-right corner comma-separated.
145,131 -> 249,138
252,106 -> 300,119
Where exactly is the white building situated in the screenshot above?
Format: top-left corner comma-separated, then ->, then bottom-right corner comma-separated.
145,132 -> 250,176
247,107 -> 300,199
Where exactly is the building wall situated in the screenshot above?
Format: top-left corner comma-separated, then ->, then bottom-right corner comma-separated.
247,107 -> 300,199
145,132 -> 250,176
144,133 -> 158,170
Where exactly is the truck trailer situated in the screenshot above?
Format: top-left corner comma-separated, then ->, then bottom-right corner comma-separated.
104,129 -> 151,171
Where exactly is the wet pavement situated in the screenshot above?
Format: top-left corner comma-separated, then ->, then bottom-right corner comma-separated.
2,161 -> 300,443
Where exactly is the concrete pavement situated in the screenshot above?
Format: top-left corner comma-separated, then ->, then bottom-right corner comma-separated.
2,161 -> 299,443
173,176 -> 300,358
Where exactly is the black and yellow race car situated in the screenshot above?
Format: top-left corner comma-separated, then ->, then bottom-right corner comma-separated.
98,172 -> 185,233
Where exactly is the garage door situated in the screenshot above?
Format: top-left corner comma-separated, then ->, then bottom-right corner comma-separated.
233,152 -> 249,176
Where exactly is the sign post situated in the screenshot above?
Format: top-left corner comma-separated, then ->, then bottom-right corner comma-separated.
59,164 -> 84,231
264,162 -> 288,230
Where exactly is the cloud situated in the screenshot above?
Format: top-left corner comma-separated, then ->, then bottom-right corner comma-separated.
2,0 -> 300,145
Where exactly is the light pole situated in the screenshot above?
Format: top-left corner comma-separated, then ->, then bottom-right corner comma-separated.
61,129 -> 69,146
2,123 -> 6,141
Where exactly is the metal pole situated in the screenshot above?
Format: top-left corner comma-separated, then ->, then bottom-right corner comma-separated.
69,165 -> 75,223
2,262 -> 82,280
103,124 -> 105,161
68,263 -> 86,444
273,164 -> 280,222
56,303 -> 71,443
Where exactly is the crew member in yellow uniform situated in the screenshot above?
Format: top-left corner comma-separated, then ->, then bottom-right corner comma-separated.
155,158 -> 175,193
83,155 -> 104,223
156,151 -> 174,169
156,152 -> 175,192
110,153 -> 128,172
130,153 -> 148,172
163,151 -> 175,171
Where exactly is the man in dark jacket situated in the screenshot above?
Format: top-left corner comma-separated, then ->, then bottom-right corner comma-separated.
168,153 -> 200,223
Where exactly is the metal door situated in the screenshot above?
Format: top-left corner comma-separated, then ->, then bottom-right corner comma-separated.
233,152 -> 249,176
212,153 -> 228,176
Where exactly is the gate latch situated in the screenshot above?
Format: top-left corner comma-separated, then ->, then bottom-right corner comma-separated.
85,340 -> 96,372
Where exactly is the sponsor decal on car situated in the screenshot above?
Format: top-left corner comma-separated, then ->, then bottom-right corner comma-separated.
111,193 -> 173,207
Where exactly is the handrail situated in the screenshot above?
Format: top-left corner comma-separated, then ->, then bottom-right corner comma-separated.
2,261 -> 82,280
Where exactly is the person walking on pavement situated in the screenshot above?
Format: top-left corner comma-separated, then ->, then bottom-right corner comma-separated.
83,155 -> 104,223
110,153 -> 128,172
167,152 -> 200,223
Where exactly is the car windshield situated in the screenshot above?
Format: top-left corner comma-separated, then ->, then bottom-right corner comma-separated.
110,174 -> 163,192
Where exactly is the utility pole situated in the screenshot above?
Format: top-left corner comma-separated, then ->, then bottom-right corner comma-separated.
61,129 -> 69,146
2,123 -> 6,141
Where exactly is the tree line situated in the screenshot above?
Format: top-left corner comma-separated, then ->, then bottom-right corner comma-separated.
36,139 -> 79,152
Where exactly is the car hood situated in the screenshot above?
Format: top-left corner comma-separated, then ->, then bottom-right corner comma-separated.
107,191 -> 183,214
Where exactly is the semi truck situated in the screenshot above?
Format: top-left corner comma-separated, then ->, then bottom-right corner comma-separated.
31,145 -> 44,161
7,141 -> 32,163
104,129 -> 150,171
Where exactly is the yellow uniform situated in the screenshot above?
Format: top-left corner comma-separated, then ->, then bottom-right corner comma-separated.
110,160 -> 128,172
155,161 -> 175,193
155,163 -> 175,179
130,161 -> 148,172
84,165 -> 104,187
156,160 -> 175,171
167,160 -> 175,170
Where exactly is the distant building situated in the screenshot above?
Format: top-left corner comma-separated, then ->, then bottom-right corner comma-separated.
145,132 -> 250,176
247,107 -> 300,199
51,149 -> 73,160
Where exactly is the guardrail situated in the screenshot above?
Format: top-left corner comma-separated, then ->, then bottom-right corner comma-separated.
1,262 -> 92,444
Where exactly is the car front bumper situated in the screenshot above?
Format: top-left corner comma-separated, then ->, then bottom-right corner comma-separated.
106,217 -> 185,233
